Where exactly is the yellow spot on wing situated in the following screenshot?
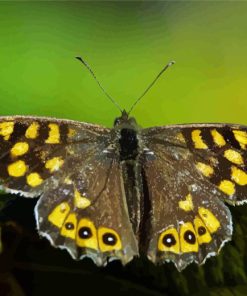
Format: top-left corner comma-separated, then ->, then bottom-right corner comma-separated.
11,142 -> 29,157
25,122 -> 39,139
68,128 -> 76,138
195,162 -> 214,177
98,227 -> 122,252
209,156 -> 218,166
66,147 -> 75,156
231,166 -> 247,186
218,179 -> 235,195
210,129 -> 226,147
0,122 -> 14,140
198,207 -> 220,233
180,222 -> 198,253
233,130 -> 247,149
45,157 -> 64,173
64,177 -> 72,184
224,149 -> 243,165
26,172 -> 43,187
8,160 -> 27,177
179,193 -> 194,212
61,213 -> 77,239
191,130 -> 208,149
74,189 -> 91,209
48,202 -> 70,228
176,132 -> 186,143
158,227 -> 180,254
45,123 -> 60,144
193,216 -> 212,244
76,218 -> 98,250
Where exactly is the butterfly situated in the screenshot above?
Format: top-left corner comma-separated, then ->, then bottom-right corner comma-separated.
0,58 -> 246,271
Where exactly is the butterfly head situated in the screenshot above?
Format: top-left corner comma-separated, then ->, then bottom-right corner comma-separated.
114,110 -> 138,129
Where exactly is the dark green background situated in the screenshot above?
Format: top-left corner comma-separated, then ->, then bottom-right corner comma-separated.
0,2 -> 247,127
1,2 -> 247,296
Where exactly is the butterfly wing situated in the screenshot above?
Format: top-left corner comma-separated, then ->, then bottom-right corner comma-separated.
0,116 -> 109,196
140,123 -> 247,270
36,156 -> 138,266
143,123 -> 247,204
0,116 -> 138,264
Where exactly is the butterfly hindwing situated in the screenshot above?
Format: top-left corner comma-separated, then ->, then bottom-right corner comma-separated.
36,154 -> 138,265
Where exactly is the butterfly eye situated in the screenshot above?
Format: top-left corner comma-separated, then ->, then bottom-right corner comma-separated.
98,227 -> 122,252
76,218 -> 98,250
158,228 -> 180,254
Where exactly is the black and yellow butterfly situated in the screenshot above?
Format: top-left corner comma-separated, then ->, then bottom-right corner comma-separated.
0,59 -> 246,271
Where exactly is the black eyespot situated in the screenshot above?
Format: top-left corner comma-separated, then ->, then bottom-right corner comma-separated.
198,226 -> 207,236
78,227 -> 92,239
162,234 -> 176,247
102,233 -> 117,246
184,230 -> 196,244
65,222 -> 74,230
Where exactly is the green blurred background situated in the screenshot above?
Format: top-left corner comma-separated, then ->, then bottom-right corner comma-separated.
0,1 -> 247,128
1,2 -> 247,296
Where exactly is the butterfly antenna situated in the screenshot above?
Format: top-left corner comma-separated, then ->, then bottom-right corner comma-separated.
76,57 -> 123,113
128,60 -> 175,115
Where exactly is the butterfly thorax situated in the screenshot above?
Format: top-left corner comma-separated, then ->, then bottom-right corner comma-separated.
114,110 -> 140,161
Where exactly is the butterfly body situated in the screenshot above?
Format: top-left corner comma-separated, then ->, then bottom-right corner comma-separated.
0,114 -> 247,270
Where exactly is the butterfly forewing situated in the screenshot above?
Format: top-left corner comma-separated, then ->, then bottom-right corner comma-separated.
0,116 -> 110,196
142,123 -> 247,205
